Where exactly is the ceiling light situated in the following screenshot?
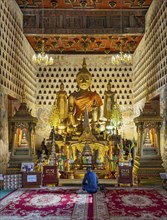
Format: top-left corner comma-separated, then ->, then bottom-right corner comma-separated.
32,0 -> 54,66
111,0 -> 132,66
32,40 -> 54,66
111,51 -> 132,65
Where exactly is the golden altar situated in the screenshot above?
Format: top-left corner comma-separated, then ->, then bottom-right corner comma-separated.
37,58 -> 123,179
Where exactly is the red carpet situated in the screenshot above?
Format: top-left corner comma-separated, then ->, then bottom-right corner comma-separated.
0,187 -> 92,220
1,187 -> 167,219
94,187 -> 167,220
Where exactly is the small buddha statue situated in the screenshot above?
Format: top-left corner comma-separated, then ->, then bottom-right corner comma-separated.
40,149 -> 48,164
41,138 -> 48,156
56,81 -> 68,122
20,132 -> 28,147
103,81 -> 115,121
82,143 -> 93,166
68,58 -> 102,124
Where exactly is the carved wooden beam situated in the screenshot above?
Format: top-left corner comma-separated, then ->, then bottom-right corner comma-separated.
22,9 -> 146,35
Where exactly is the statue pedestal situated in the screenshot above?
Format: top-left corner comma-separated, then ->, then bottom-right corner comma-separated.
133,154 -> 165,184
7,148 -> 37,174
67,171 -> 74,179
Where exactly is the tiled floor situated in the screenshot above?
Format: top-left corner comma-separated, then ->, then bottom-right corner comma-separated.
0,190 -> 13,199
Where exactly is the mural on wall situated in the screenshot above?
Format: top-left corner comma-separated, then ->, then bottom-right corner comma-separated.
36,107 -> 52,143
120,107 -> 135,140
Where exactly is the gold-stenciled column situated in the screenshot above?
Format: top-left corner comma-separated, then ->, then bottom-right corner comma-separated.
105,144 -> 110,178
65,144 -> 74,179
108,141 -> 113,160
108,140 -> 115,178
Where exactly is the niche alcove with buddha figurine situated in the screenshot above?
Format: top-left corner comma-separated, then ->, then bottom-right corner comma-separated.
133,94 -> 165,183
8,91 -> 38,173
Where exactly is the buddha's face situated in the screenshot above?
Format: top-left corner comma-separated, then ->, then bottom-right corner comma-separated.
77,73 -> 92,90
107,83 -> 111,91
60,84 -> 64,90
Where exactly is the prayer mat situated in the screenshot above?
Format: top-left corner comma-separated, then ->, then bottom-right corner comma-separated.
0,187 -> 92,220
93,187 -> 167,220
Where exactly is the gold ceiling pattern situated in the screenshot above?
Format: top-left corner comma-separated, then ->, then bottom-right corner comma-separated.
27,35 -> 143,54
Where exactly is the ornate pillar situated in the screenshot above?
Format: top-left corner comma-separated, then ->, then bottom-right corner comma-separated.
31,126 -> 36,155
136,126 -> 140,154
155,123 -> 161,155
28,123 -> 36,155
108,140 -> 113,160
138,123 -> 144,156
28,124 -> 32,156
11,124 -> 16,156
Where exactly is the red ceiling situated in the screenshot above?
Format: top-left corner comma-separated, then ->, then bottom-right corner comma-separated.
16,0 -> 153,9
16,0 -> 153,54
27,34 -> 143,54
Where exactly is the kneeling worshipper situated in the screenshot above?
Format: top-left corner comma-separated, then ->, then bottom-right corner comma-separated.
77,166 -> 98,194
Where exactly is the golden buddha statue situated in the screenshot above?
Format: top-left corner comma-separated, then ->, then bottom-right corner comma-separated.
56,82 -> 68,122
103,81 -> 115,121
68,58 -> 102,123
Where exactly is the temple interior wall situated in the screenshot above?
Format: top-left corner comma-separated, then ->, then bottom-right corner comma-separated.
0,0 -> 36,172
0,0 -> 167,172
133,0 -> 167,169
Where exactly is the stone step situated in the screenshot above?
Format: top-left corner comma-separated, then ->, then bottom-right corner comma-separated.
14,147 -> 30,155
8,155 -> 37,170
143,147 -> 157,156
6,167 -> 22,174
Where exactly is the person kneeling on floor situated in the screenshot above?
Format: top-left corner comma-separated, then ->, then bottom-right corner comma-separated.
82,166 -> 98,194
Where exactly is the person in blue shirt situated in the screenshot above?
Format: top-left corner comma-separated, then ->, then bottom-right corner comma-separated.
82,166 -> 98,194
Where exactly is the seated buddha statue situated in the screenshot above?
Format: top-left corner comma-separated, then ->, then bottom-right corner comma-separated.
68,58 -> 102,124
